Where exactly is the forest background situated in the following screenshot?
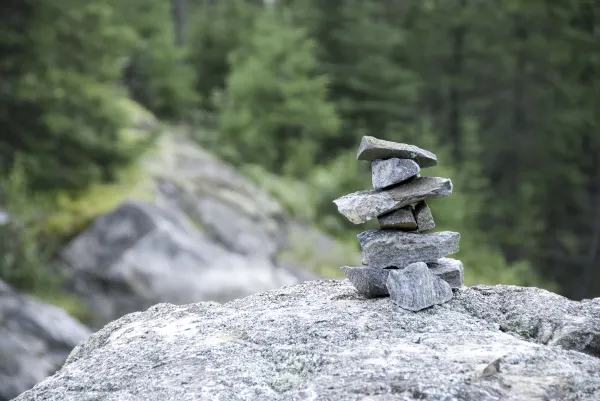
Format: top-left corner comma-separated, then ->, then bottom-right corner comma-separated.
1,0 -> 598,308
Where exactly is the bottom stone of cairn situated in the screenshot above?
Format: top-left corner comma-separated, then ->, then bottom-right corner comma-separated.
341,257 -> 464,300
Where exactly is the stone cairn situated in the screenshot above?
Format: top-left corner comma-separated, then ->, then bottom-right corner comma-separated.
333,136 -> 464,312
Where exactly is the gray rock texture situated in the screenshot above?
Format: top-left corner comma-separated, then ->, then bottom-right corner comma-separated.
378,206 -> 417,230
61,200 -> 300,328
413,200 -> 435,232
386,262 -> 454,311
14,280 -> 600,401
427,258 -> 465,288
340,266 -> 391,298
333,177 -> 452,224
371,158 -> 420,190
342,263 -> 463,297
357,135 -> 438,167
0,280 -> 91,401
359,229 -> 460,268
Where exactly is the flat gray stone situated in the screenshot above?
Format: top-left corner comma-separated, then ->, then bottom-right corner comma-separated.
427,258 -> 464,288
357,136 -> 438,167
386,262 -> 454,311
342,264 -> 463,295
414,200 -> 435,232
371,158 -> 420,190
333,177 -> 452,224
377,206 -> 417,230
340,266 -> 389,298
359,229 -> 460,268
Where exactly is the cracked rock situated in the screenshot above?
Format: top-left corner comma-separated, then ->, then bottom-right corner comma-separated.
357,136 -> 438,167
333,177 -> 452,224
359,230 -> 460,269
386,262 -> 454,312
371,158 -> 420,190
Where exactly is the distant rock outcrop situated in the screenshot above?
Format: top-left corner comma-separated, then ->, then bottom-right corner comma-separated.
14,280 -> 600,401
60,132 -> 351,327
0,280 -> 90,401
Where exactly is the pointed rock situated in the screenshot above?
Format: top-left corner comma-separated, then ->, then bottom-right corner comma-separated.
333,177 -> 452,224
358,230 -> 460,269
426,258 -> 464,289
413,201 -> 435,232
386,262 -> 453,312
378,206 -> 417,230
340,266 -> 390,298
357,136 -> 438,167
371,158 -> 420,190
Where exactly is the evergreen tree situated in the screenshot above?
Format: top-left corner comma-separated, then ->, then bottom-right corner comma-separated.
218,8 -> 340,177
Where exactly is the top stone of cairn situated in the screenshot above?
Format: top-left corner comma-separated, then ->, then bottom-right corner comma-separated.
357,136 -> 438,168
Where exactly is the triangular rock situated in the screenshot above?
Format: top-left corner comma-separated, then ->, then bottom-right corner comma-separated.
426,258 -> 464,288
333,177 -> 452,224
357,136 -> 438,167
413,201 -> 435,232
386,262 -> 453,311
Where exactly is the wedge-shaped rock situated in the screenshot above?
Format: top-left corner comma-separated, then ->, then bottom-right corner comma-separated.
386,262 -> 453,311
357,136 -> 438,167
334,177 -> 452,224
340,266 -> 389,298
371,158 -> 420,190
358,230 -> 460,269
342,264 -> 462,297
378,206 -> 417,230
413,200 -> 435,232
426,258 -> 464,288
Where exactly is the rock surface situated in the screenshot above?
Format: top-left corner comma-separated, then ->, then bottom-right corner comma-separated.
427,258 -> 465,288
371,158 -> 420,190
333,176 -> 452,224
340,266 -> 390,298
386,262 -> 454,311
14,280 -> 600,401
357,135 -> 438,167
359,230 -> 460,269
61,200 -> 301,328
378,206 -> 417,230
0,280 -> 90,401
413,200 -> 435,232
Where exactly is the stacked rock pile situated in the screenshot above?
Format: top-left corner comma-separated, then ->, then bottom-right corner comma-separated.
333,136 -> 464,311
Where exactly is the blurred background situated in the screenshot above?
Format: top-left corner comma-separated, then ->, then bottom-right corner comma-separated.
1,0 -> 600,317
0,0 -> 599,397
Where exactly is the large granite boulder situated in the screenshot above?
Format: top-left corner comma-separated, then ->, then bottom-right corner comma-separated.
0,280 -> 90,401
15,280 -> 600,400
61,200 -> 301,329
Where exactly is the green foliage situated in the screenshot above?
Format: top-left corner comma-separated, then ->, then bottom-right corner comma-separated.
188,0 -> 259,110
217,8 -> 340,177
0,0 -> 148,192
118,0 -> 199,119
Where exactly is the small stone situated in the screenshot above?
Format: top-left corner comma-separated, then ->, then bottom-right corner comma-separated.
413,201 -> 435,232
386,262 -> 453,312
378,206 -> 417,230
333,177 -> 452,224
359,230 -> 460,269
357,136 -> 438,168
426,258 -> 464,288
371,158 -> 420,190
482,358 -> 502,377
340,267 -> 390,298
